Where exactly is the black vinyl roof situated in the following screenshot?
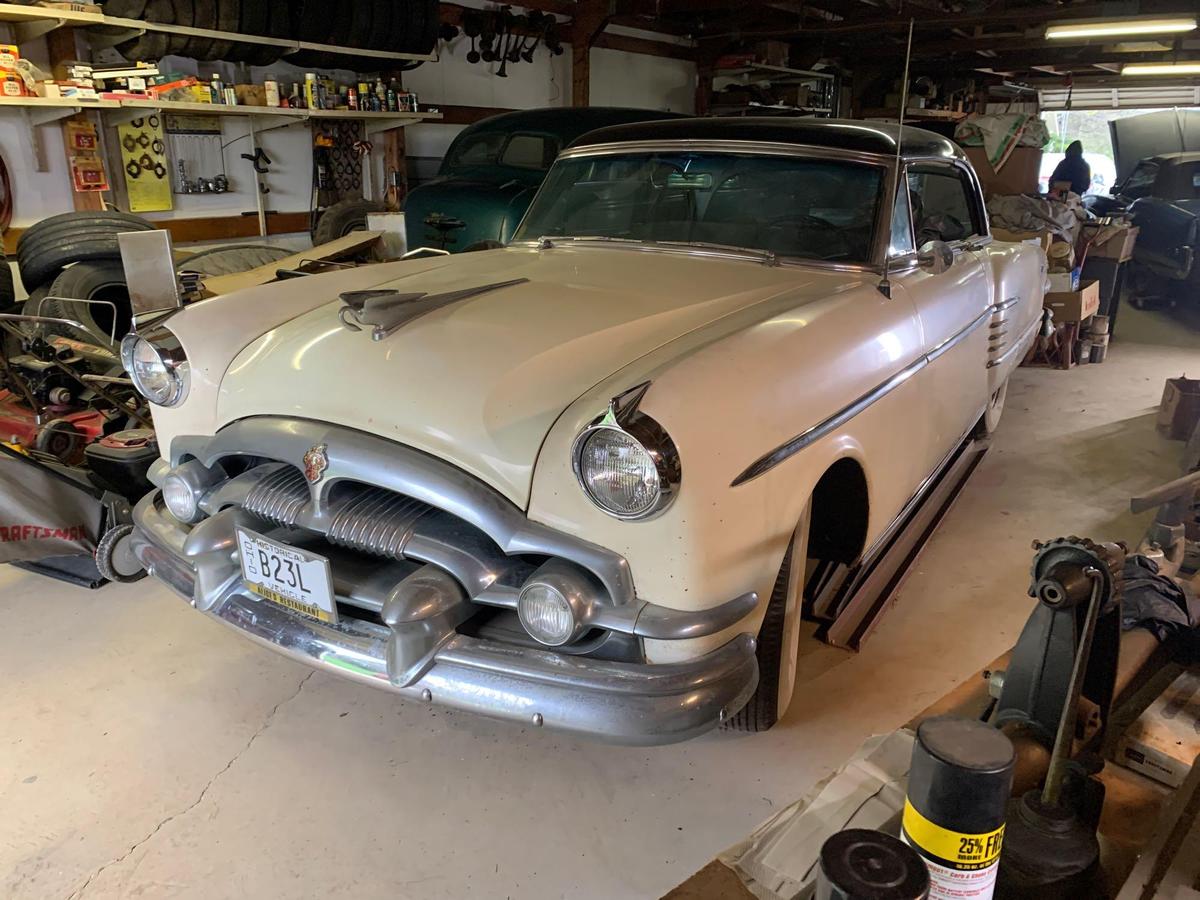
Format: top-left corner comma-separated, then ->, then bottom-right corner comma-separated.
568,117 -> 963,161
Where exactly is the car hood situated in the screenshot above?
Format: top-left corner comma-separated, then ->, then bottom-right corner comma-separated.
1110,110 -> 1200,181
403,177 -> 539,249
216,246 -> 842,507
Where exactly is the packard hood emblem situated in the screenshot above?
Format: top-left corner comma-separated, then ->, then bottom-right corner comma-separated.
302,443 -> 328,484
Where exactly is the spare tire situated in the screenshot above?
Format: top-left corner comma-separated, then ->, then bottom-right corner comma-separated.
38,260 -> 132,348
17,210 -> 154,290
116,0 -> 174,60
177,243 -> 292,275
0,250 -> 15,313
312,199 -> 386,245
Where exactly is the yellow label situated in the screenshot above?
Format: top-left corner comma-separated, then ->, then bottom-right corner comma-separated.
249,583 -> 334,624
901,799 -> 1004,870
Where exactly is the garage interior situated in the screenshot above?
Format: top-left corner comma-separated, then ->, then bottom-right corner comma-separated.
0,1 -> 1199,898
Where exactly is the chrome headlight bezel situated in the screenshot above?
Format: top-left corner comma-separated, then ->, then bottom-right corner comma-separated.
571,382 -> 681,521
120,325 -> 189,407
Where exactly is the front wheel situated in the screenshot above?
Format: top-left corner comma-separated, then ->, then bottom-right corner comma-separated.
725,503 -> 811,732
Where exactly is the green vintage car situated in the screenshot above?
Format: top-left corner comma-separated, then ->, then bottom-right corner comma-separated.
403,107 -> 684,252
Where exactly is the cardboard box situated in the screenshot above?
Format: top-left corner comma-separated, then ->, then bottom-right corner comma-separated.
234,83 -> 265,106
1082,223 -> 1138,263
1115,672 -> 1200,788
964,146 -> 1043,197
992,227 -> 1053,254
1047,268 -> 1080,293
1157,376 -> 1200,440
754,40 -> 789,67
1044,279 -> 1098,323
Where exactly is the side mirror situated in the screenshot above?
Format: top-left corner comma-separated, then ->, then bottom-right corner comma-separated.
917,240 -> 953,275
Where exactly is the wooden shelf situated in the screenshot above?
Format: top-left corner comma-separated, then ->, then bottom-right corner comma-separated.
861,107 -> 967,121
0,2 -> 435,62
0,95 -> 440,130
714,63 -> 837,83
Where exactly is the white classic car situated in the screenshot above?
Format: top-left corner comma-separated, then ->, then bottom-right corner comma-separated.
115,118 -> 1046,744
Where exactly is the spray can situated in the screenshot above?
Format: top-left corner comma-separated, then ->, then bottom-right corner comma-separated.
817,830 -> 929,900
210,73 -> 224,103
901,717 -> 1014,900
304,73 -> 317,110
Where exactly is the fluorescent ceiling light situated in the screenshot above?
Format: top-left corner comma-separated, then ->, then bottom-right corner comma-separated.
1121,61 -> 1200,75
1046,17 -> 1197,40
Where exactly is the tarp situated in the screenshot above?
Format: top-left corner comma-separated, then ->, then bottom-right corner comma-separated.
0,444 -> 103,564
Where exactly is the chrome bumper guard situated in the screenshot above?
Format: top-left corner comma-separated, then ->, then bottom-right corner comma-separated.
131,492 -> 759,744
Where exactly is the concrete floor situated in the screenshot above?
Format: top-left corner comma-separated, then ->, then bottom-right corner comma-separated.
1,306 -> 1196,900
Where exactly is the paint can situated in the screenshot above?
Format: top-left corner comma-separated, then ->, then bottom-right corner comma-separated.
1089,334 -> 1109,364
901,716 -> 1014,900
817,829 -> 929,900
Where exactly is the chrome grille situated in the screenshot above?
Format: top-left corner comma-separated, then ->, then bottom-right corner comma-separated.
327,488 -> 433,559
242,465 -> 309,524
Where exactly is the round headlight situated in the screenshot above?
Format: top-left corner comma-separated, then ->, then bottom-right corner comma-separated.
518,581 -> 578,646
121,331 -> 188,406
577,428 -> 661,518
161,473 -> 199,522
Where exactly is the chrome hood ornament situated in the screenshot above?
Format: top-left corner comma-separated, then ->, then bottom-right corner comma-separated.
338,278 -> 530,341
302,443 -> 328,484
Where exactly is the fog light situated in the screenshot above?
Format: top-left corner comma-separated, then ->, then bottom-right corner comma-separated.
162,473 -> 199,522
518,582 -> 577,646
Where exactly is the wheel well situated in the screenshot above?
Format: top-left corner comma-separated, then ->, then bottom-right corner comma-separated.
807,458 -> 869,565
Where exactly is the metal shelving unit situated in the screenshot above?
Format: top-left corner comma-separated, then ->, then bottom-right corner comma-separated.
710,62 -> 841,118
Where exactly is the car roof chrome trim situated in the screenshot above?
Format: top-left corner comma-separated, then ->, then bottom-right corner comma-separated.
560,138 -> 898,168
731,304 -> 995,487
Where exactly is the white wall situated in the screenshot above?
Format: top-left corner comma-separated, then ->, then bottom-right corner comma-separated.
0,26 -> 696,232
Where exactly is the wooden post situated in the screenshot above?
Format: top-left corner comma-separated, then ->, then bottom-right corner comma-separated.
384,127 -> 407,210
570,0 -> 609,107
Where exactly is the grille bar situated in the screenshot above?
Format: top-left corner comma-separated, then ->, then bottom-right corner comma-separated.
243,465 -> 310,525
327,487 -> 433,559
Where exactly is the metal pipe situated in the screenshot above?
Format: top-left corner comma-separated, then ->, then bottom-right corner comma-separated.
248,119 -> 267,238
1041,566 -> 1104,808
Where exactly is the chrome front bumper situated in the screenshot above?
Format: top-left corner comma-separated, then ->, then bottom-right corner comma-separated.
130,492 -> 759,745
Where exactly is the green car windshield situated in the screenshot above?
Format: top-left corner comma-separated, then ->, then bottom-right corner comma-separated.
513,151 -> 884,263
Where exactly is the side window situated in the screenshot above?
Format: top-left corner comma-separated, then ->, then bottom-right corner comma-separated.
1122,161 -> 1158,198
500,134 -> 558,170
907,166 -> 981,244
889,180 -> 915,257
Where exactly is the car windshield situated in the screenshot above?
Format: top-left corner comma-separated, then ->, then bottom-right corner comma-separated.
512,151 -> 884,263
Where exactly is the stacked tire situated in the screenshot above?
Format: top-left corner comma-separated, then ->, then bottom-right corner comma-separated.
17,211 -> 157,348
109,0 -> 440,67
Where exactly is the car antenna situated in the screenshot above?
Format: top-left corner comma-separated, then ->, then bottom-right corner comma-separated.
878,18 -> 915,300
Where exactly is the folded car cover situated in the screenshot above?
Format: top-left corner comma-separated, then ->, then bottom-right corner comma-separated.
0,444 -> 103,564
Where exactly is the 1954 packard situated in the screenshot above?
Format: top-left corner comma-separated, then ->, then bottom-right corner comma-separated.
115,119 -> 1046,744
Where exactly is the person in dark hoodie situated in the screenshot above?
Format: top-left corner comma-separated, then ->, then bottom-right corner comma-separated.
1049,140 -> 1092,195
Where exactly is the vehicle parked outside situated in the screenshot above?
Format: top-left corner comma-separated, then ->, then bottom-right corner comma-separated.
402,107 -> 684,252
117,119 -> 1046,743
